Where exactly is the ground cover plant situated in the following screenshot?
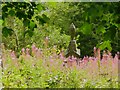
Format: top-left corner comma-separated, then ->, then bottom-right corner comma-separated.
1,44 -> 119,88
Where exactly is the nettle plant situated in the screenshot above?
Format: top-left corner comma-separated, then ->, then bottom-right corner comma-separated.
1,44 -> 119,88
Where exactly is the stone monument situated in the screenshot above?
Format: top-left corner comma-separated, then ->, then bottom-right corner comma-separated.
65,23 -> 80,59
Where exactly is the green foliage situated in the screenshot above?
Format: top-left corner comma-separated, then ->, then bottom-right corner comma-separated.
2,2 -> 120,56
37,4 -> 44,12
96,25 -> 106,34
80,22 -> 92,35
2,27 -> 13,37
2,2 -> 50,52
31,25 -> 70,49
45,2 -> 120,56
98,40 -> 112,51
0,20 -> 2,26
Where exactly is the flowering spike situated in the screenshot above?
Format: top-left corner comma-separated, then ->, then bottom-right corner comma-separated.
26,48 -> 30,56
94,47 -> 97,57
11,51 -> 16,60
97,48 -> 101,60
117,52 -> 120,59
22,48 -> 25,55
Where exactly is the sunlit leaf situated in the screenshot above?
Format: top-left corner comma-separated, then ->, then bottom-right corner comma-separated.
81,22 -> 92,35
0,20 -> 3,26
48,2 -> 57,8
37,4 -> 43,12
99,40 -> 112,51
96,26 -> 106,34
29,20 -> 36,30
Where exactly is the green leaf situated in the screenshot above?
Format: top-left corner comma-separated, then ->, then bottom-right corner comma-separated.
99,42 -> 105,50
48,2 -> 56,8
0,20 -> 3,26
99,40 -> 112,51
9,10 -> 15,16
96,26 -> 106,34
81,22 -> 92,35
106,41 -> 112,51
2,27 -> 13,37
29,20 -> 36,30
37,4 -> 43,12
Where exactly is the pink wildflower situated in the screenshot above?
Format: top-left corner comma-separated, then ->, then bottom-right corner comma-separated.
26,48 -> 30,56
117,52 -> 120,59
94,47 -> 101,60
36,49 -> 42,59
88,57 -> 92,61
102,51 -> 108,61
83,56 -> 89,65
32,44 -> 36,50
10,51 -> 16,60
94,47 -> 97,57
59,51 -> 65,60
67,56 -> 77,67
107,50 -> 113,60
32,44 -> 37,56
21,48 -> 25,55
97,48 -> 101,60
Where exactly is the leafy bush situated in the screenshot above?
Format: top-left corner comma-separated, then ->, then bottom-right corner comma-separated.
31,24 -> 70,49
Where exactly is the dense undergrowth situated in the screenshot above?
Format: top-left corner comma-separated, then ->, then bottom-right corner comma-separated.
1,44 -> 120,88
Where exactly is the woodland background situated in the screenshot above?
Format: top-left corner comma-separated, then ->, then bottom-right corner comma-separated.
1,2 -> 120,57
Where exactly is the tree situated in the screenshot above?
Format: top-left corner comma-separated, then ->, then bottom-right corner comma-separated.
2,2 -> 120,57
2,2 -> 49,52
44,2 -> 120,57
